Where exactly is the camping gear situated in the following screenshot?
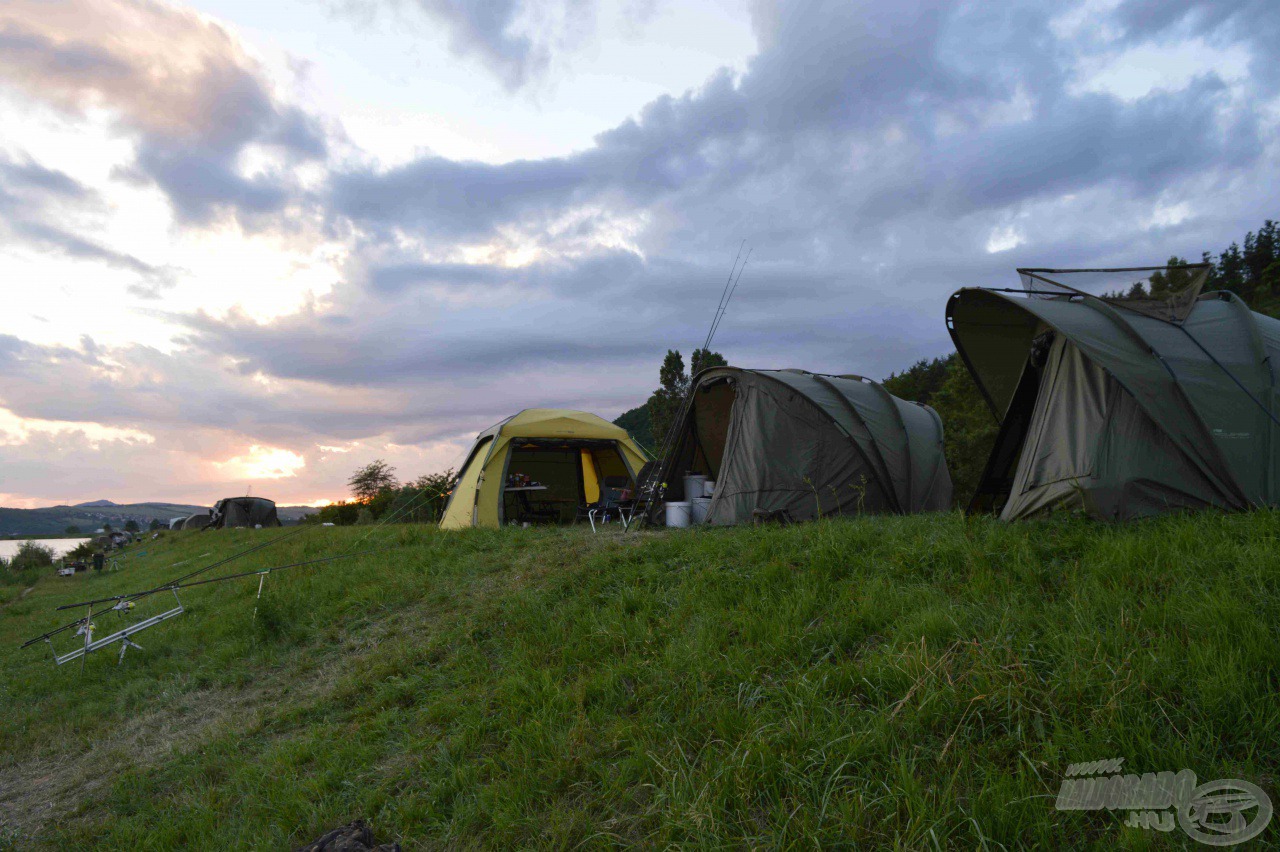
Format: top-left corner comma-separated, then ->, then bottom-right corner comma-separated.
691,496 -> 712,524
948,265 -> 1280,520
683,474 -> 708,499
575,476 -> 635,532
441,409 -> 650,529
211,497 -> 281,529
648,367 -> 953,525
664,501 -> 692,528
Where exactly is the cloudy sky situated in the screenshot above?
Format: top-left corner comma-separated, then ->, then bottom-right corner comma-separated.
0,0 -> 1275,508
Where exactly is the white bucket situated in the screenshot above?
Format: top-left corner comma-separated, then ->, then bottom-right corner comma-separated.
683,474 -> 708,499
691,496 -> 712,524
703,480 -> 716,496
665,501 -> 692,528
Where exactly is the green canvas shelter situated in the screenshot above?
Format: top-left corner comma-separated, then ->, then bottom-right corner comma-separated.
948,266 -> 1280,520
180,512 -> 211,531
211,497 -> 281,528
651,367 -> 952,524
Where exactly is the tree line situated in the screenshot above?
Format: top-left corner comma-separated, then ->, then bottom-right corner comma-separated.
303,459 -> 457,526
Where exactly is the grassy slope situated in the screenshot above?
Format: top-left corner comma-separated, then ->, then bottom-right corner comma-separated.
1,515 -> 1278,849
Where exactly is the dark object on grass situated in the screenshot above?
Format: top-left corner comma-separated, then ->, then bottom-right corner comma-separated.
92,553 -> 104,571
211,496 -> 281,528
180,512 -> 212,531
296,819 -> 401,852
752,508 -> 795,526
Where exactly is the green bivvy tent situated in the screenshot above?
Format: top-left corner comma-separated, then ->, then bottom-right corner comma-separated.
441,409 -> 650,529
180,512 -> 211,531
948,265 -> 1280,520
650,368 -> 952,524
211,497 -> 281,528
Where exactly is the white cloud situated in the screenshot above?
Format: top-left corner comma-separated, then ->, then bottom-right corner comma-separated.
985,225 -> 1024,254
1069,38 -> 1251,101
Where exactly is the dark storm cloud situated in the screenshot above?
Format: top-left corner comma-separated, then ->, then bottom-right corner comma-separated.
329,0 -> 1260,253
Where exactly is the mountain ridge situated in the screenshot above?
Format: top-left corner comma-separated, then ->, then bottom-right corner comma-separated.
0,501 -> 318,536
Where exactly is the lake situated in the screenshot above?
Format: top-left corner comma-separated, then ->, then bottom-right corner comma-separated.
0,538 -> 91,560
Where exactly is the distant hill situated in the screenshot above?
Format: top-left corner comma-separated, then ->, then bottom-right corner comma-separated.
613,404 -> 654,451
0,501 -> 318,536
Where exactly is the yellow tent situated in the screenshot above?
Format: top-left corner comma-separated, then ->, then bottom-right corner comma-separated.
440,409 -> 650,529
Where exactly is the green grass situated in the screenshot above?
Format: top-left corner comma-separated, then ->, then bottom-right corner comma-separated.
1,513 -> 1278,849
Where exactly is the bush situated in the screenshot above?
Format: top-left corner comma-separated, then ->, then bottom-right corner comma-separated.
8,541 -> 56,571
66,540 -> 96,561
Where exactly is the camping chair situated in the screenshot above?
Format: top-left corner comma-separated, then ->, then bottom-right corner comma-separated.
577,476 -> 633,533
619,461 -> 659,531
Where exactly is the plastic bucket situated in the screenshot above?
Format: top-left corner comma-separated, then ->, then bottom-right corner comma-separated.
691,496 -> 712,524
683,474 -> 708,499
665,501 -> 692,528
703,480 -> 716,496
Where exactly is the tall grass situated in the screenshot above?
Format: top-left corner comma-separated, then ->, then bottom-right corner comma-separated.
0,512 -> 1276,848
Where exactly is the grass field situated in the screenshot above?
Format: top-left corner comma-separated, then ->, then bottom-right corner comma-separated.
1,512 -> 1277,849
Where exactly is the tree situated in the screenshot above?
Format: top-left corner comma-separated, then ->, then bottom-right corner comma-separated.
645,348 -> 728,446
149,518 -> 164,531
9,541 -> 55,571
124,519 -> 140,533
102,523 -> 113,533
690,347 -> 727,376
647,350 -> 687,446
883,356 -> 951,406
64,525 -> 81,535
348,459 -> 399,503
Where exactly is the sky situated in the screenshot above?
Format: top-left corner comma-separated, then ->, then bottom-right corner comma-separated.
0,0 -> 1276,508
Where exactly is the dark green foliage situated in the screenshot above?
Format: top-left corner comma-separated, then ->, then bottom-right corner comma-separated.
307,468 -> 458,526
6,540 -> 55,571
347,459 -> 399,503
303,501 -> 360,526
929,357 -> 999,507
881,355 -> 952,405
689,347 -> 727,375
640,347 -> 727,449
66,540 -> 96,561
647,349 -> 687,446
613,405 -> 654,450
64,526 -> 80,535
124,520 -> 140,533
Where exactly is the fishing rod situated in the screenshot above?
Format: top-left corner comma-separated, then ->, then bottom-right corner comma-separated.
54,547 -> 389,609
21,525 -> 310,649
706,248 -> 750,350
638,245 -> 752,511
